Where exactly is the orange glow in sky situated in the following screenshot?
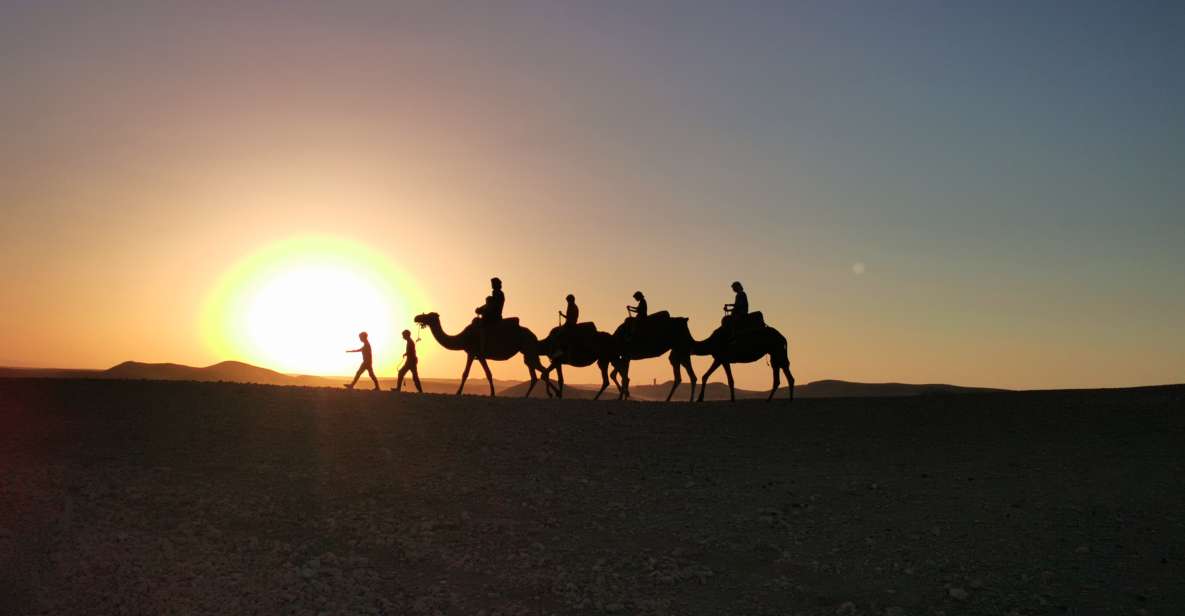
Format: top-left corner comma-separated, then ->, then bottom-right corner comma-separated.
203,237 -> 426,375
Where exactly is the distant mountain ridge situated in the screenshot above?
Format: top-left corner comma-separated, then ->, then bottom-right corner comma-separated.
101,360 -> 301,385
2,360 -> 1008,399
794,379 -> 1006,398
92,361 -> 514,394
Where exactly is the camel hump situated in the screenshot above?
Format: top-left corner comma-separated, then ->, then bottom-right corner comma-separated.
723,312 -> 765,329
576,322 -> 597,333
650,310 -> 671,320
503,317 -> 521,327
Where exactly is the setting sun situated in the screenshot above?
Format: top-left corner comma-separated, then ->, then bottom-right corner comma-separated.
202,236 -> 425,375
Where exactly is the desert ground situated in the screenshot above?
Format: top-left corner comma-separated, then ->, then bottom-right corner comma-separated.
1,379 -> 1182,615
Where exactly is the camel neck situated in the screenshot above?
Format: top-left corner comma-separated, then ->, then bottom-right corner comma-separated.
428,319 -> 468,351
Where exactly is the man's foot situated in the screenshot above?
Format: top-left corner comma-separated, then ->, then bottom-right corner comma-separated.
344,383 -> 354,389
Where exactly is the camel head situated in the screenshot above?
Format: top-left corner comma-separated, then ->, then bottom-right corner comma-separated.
413,312 -> 440,329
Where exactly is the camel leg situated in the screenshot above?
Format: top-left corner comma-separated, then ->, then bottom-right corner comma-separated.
770,346 -> 794,402
540,360 -> 561,398
539,363 -> 553,396
525,368 -> 539,398
665,357 -> 682,402
683,357 -> 697,402
609,363 -> 622,396
784,365 -> 795,401
522,355 -> 542,398
698,358 -> 722,402
535,356 -> 556,398
544,370 -> 557,398
779,352 -> 795,401
617,360 -> 630,400
594,361 -> 610,401
722,362 -> 736,402
478,357 -> 495,397
542,359 -> 557,397
768,361 -> 780,403
555,364 -> 565,399
457,354 -> 475,395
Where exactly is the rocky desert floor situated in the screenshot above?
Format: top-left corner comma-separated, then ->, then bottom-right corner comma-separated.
1,379 -> 1183,615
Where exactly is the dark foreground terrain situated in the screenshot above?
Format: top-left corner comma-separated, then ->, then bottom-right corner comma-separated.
1,379 -> 1182,615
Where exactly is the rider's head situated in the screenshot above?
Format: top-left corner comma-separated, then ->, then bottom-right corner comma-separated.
402,329 -> 411,339
566,294 -> 575,303
490,277 -> 502,289
731,281 -> 743,292
358,331 -> 368,341
633,291 -> 644,301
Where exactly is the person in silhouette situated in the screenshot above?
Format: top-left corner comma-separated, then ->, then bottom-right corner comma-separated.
724,281 -> 748,319
626,290 -> 647,339
474,277 -> 505,356
559,294 -> 579,329
345,331 -> 380,390
554,294 -> 580,358
627,291 -> 647,320
475,277 -> 505,323
395,329 -> 422,393
723,281 -> 752,339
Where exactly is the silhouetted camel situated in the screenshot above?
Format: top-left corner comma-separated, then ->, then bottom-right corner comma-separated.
611,312 -> 697,402
413,312 -> 551,397
537,324 -> 622,400
692,320 -> 794,402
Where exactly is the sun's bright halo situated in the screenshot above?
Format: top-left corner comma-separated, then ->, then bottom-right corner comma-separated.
203,236 -> 424,375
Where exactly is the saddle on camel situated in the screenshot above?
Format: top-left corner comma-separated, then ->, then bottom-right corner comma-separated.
722,281 -> 765,338
623,310 -> 672,341
722,311 -> 766,335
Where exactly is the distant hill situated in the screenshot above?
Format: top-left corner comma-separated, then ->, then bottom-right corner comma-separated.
93,361 -> 514,394
794,379 -> 1007,398
499,380 -> 604,399
499,378 -> 1009,401
91,361 -> 517,394
100,360 -> 306,385
4,361 -> 1006,400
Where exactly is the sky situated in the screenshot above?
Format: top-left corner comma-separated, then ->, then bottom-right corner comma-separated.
2,1 -> 1183,390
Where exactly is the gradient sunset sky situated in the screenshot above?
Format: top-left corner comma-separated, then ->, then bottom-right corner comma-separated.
3,2 -> 1183,389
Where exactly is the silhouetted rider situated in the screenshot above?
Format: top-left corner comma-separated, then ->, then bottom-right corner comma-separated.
474,277 -> 504,356
476,277 -> 504,323
554,293 -> 580,359
627,291 -> 647,320
625,291 -> 647,339
559,294 -> 579,329
723,281 -> 751,340
724,281 -> 748,318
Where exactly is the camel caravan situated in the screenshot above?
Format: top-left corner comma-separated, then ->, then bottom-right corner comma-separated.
412,278 -> 794,403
